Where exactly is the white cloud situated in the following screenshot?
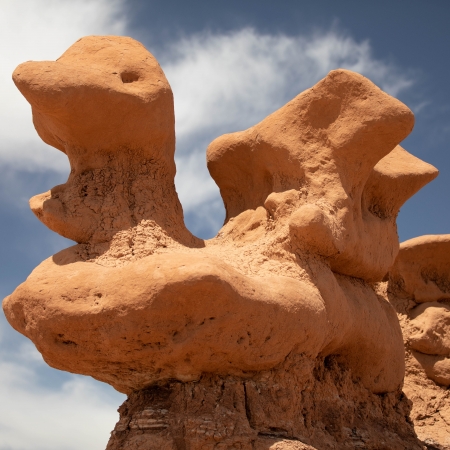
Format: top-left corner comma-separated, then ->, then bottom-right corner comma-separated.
0,0 -> 127,172
163,28 -> 414,142
0,341 -> 124,450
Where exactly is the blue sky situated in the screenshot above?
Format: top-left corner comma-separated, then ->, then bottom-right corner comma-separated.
0,1 -> 449,448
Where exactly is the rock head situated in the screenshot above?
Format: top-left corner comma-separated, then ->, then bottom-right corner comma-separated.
13,35 -> 200,254
3,36 -> 444,449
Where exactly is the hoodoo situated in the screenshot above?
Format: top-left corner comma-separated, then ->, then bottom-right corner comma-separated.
4,35 -> 447,449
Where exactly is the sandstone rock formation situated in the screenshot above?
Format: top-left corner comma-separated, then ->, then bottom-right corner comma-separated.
385,235 -> 450,449
3,35 -> 444,449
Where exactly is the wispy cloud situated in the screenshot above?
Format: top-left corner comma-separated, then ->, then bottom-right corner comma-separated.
164,28 -> 414,143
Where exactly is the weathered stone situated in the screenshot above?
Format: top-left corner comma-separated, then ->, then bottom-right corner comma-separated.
386,236 -> 450,448
106,356 -> 422,450
3,35 -> 443,449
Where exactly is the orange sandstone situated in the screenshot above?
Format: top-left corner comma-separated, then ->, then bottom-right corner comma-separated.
3,36 -> 443,449
386,235 -> 450,448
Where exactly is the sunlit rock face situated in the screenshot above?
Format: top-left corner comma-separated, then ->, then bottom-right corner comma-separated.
3,35 -> 441,449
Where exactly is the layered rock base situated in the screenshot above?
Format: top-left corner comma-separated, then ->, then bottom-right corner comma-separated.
106,355 -> 423,450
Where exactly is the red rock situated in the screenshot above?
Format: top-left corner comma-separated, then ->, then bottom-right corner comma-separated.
3,35 -> 443,449
387,235 -> 450,448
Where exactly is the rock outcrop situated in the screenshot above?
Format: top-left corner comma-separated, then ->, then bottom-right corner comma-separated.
385,235 -> 450,449
3,35 -> 445,449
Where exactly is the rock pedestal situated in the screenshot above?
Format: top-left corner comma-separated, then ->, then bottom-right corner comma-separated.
107,356 -> 421,450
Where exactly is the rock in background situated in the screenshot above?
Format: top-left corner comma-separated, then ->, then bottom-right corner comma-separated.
384,235 -> 450,449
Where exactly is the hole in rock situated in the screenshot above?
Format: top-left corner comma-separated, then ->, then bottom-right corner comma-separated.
121,71 -> 140,83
